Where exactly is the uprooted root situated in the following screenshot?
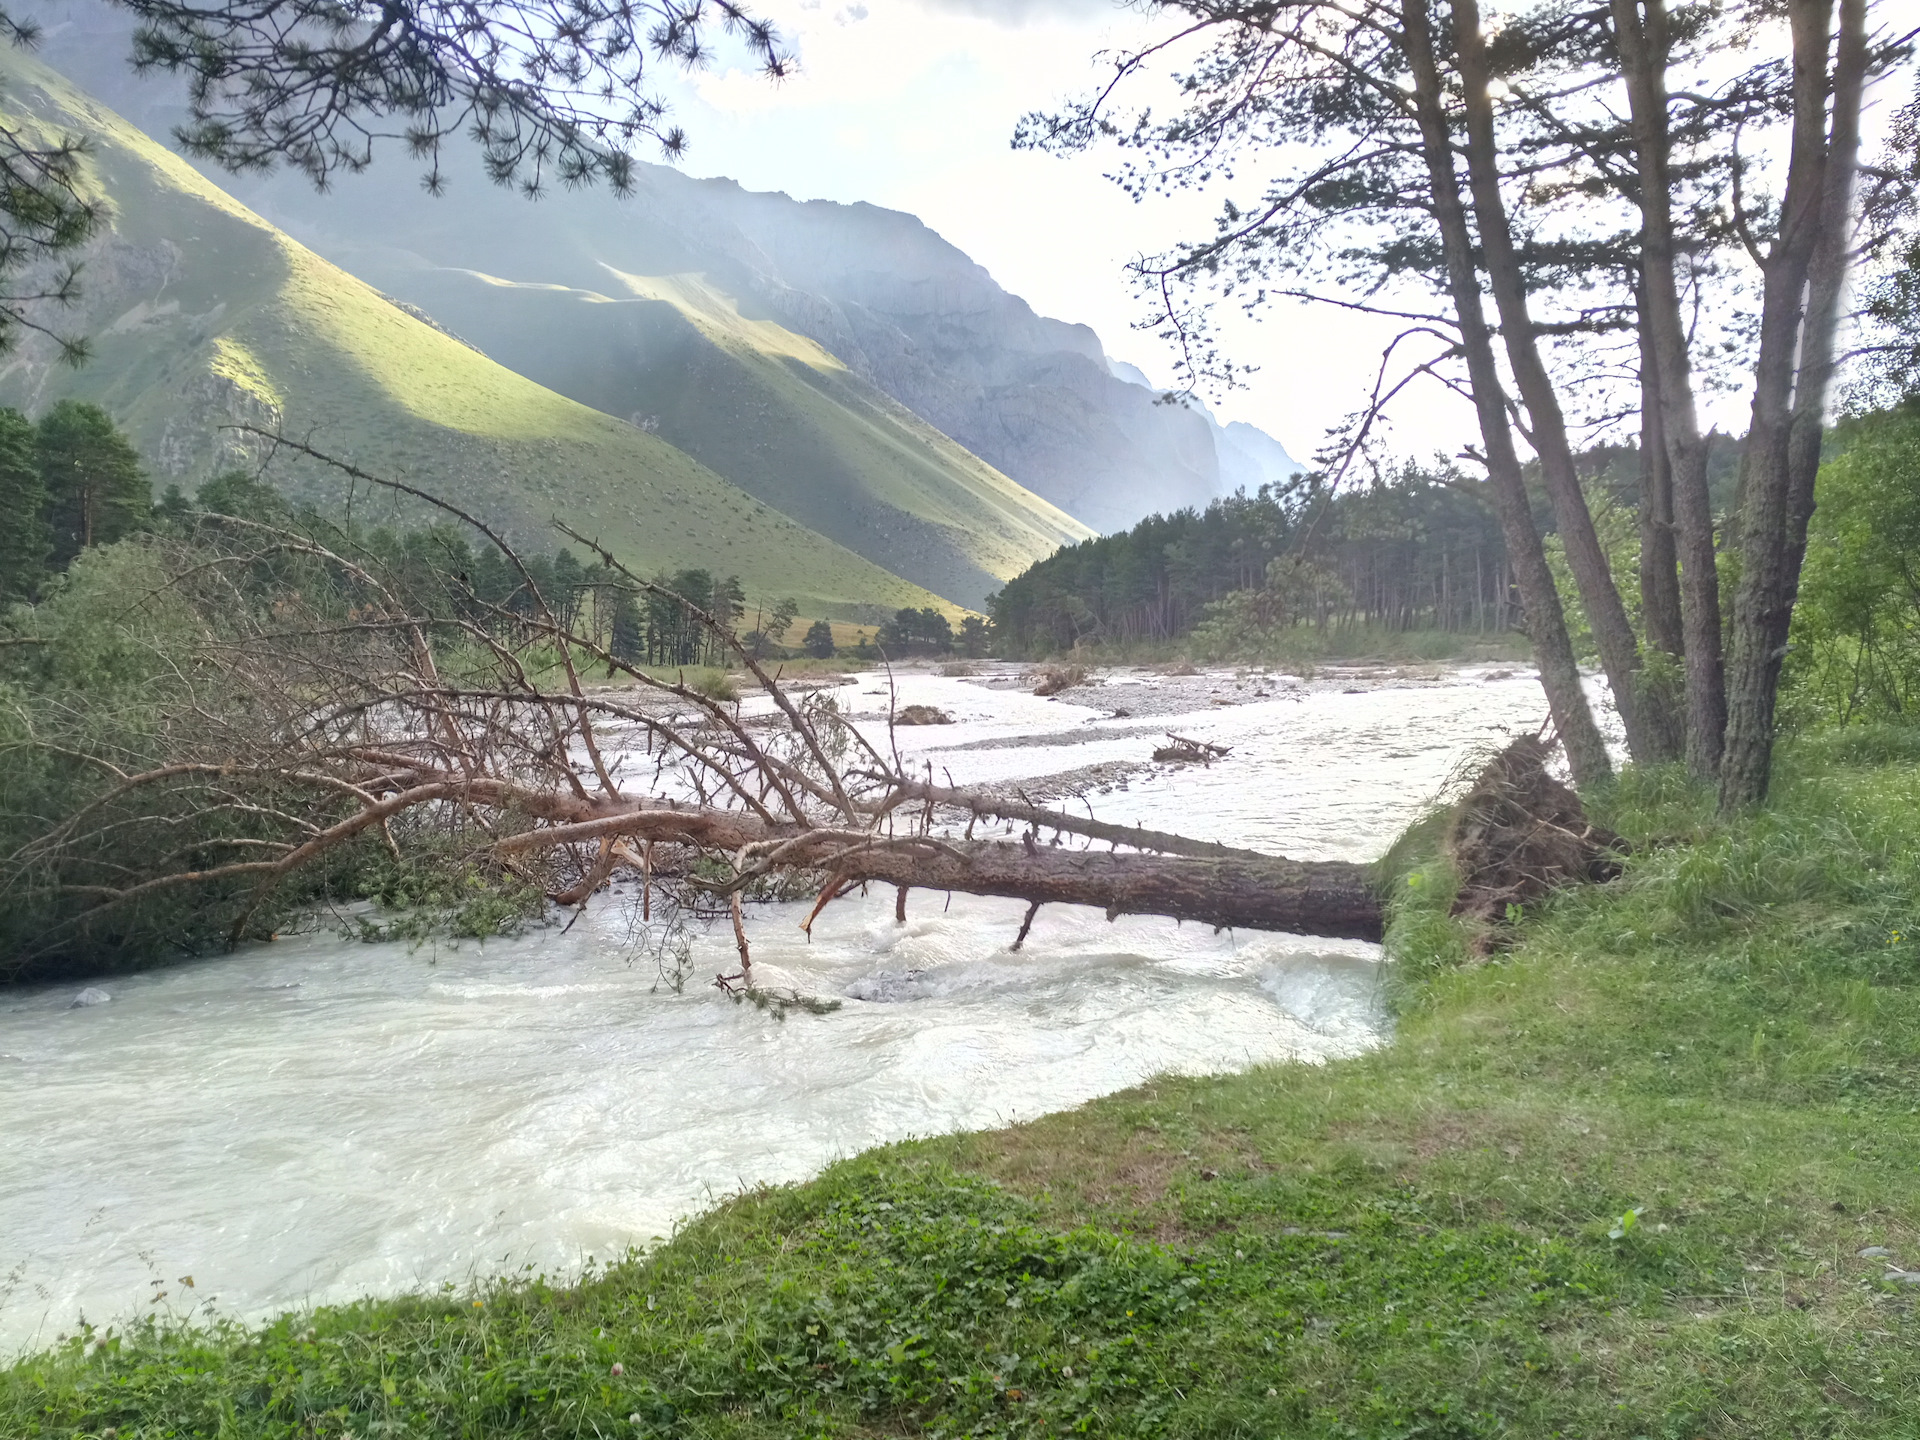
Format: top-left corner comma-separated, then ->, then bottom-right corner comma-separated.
1447,736 -> 1625,950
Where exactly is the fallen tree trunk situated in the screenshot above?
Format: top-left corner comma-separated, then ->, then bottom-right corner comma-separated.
484,793 -> 1382,940
817,843 -> 1382,940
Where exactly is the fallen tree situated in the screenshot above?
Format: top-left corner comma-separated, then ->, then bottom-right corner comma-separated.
0,444 -> 1606,983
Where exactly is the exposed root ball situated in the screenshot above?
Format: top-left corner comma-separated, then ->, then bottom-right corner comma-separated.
1447,736 -> 1624,946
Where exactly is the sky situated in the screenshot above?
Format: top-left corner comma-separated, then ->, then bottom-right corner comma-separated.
648,0 -> 1473,464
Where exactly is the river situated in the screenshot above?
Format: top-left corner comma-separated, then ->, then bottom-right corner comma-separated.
0,661 -> 1594,1353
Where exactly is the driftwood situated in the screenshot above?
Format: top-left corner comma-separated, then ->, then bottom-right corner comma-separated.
1031,663 -> 1089,697
1153,733 -> 1232,765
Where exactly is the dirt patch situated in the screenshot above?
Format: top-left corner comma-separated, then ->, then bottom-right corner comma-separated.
961,1118 -> 1270,1232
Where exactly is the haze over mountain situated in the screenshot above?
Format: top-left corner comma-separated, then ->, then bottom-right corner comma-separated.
26,0 -> 1305,541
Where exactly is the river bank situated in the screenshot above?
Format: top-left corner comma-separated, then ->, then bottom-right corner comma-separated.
9,724 -> 1920,1435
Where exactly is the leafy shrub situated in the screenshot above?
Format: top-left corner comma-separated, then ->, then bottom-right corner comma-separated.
1783,405 -> 1920,727
683,666 -> 740,703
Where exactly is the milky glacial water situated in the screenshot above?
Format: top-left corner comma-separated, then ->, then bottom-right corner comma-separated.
0,664 -> 1595,1352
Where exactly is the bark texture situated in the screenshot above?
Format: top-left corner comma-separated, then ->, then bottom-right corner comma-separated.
1612,0 -> 1728,779
1453,0 -> 1674,767
1400,0 -> 1612,788
1721,0 -> 1865,811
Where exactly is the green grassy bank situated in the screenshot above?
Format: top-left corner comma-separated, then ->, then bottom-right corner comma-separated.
9,729 -> 1920,1437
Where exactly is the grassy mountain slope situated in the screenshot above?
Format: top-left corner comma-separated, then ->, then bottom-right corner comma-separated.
0,51 -> 952,620
384,263 -> 1095,607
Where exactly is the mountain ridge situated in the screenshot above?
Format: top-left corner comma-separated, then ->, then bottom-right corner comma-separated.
0,46 -> 962,620
20,0 -> 1304,536
235,160 -> 1304,534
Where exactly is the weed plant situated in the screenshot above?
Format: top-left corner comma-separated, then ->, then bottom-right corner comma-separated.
9,729 -> 1920,1436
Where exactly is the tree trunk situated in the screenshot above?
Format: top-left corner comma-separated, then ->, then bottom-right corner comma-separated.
487,789 -> 1385,941
1611,0 -> 1727,779
1453,0 -> 1673,766
1400,0 -> 1612,788
825,843 -> 1384,942
1720,0 -> 1863,811
1635,304 -> 1684,661
1633,290 -> 1688,766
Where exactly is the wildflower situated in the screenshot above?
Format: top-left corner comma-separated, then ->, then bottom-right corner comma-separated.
611,1362 -> 625,1377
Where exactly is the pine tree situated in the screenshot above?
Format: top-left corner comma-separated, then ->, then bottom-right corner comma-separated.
0,407 -> 49,601
610,590 -> 644,664
38,401 -> 148,568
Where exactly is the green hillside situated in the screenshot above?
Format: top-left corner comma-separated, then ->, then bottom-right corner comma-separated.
366,264 -> 1096,607
0,52 -> 954,620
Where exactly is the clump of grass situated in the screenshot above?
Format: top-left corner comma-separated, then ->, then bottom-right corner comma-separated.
682,667 -> 740,703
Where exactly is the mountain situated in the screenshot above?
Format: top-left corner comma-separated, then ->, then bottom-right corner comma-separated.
1105,359 -> 1305,499
23,0 -> 1303,538
229,163 -> 1303,538
314,263 -> 1093,608
1215,421 -> 1310,495
0,47 -> 958,620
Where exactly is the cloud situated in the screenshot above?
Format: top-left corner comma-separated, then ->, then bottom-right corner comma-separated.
917,0 -> 1120,27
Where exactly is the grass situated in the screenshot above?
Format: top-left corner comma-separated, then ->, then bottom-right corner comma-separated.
0,50 -> 957,623
9,726 -> 1920,1436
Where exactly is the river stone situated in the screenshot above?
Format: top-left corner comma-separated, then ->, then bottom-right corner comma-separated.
67,987 -> 112,1009
844,969 -> 935,1003
1886,1268 -> 1920,1286
1859,1246 -> 1894,1259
